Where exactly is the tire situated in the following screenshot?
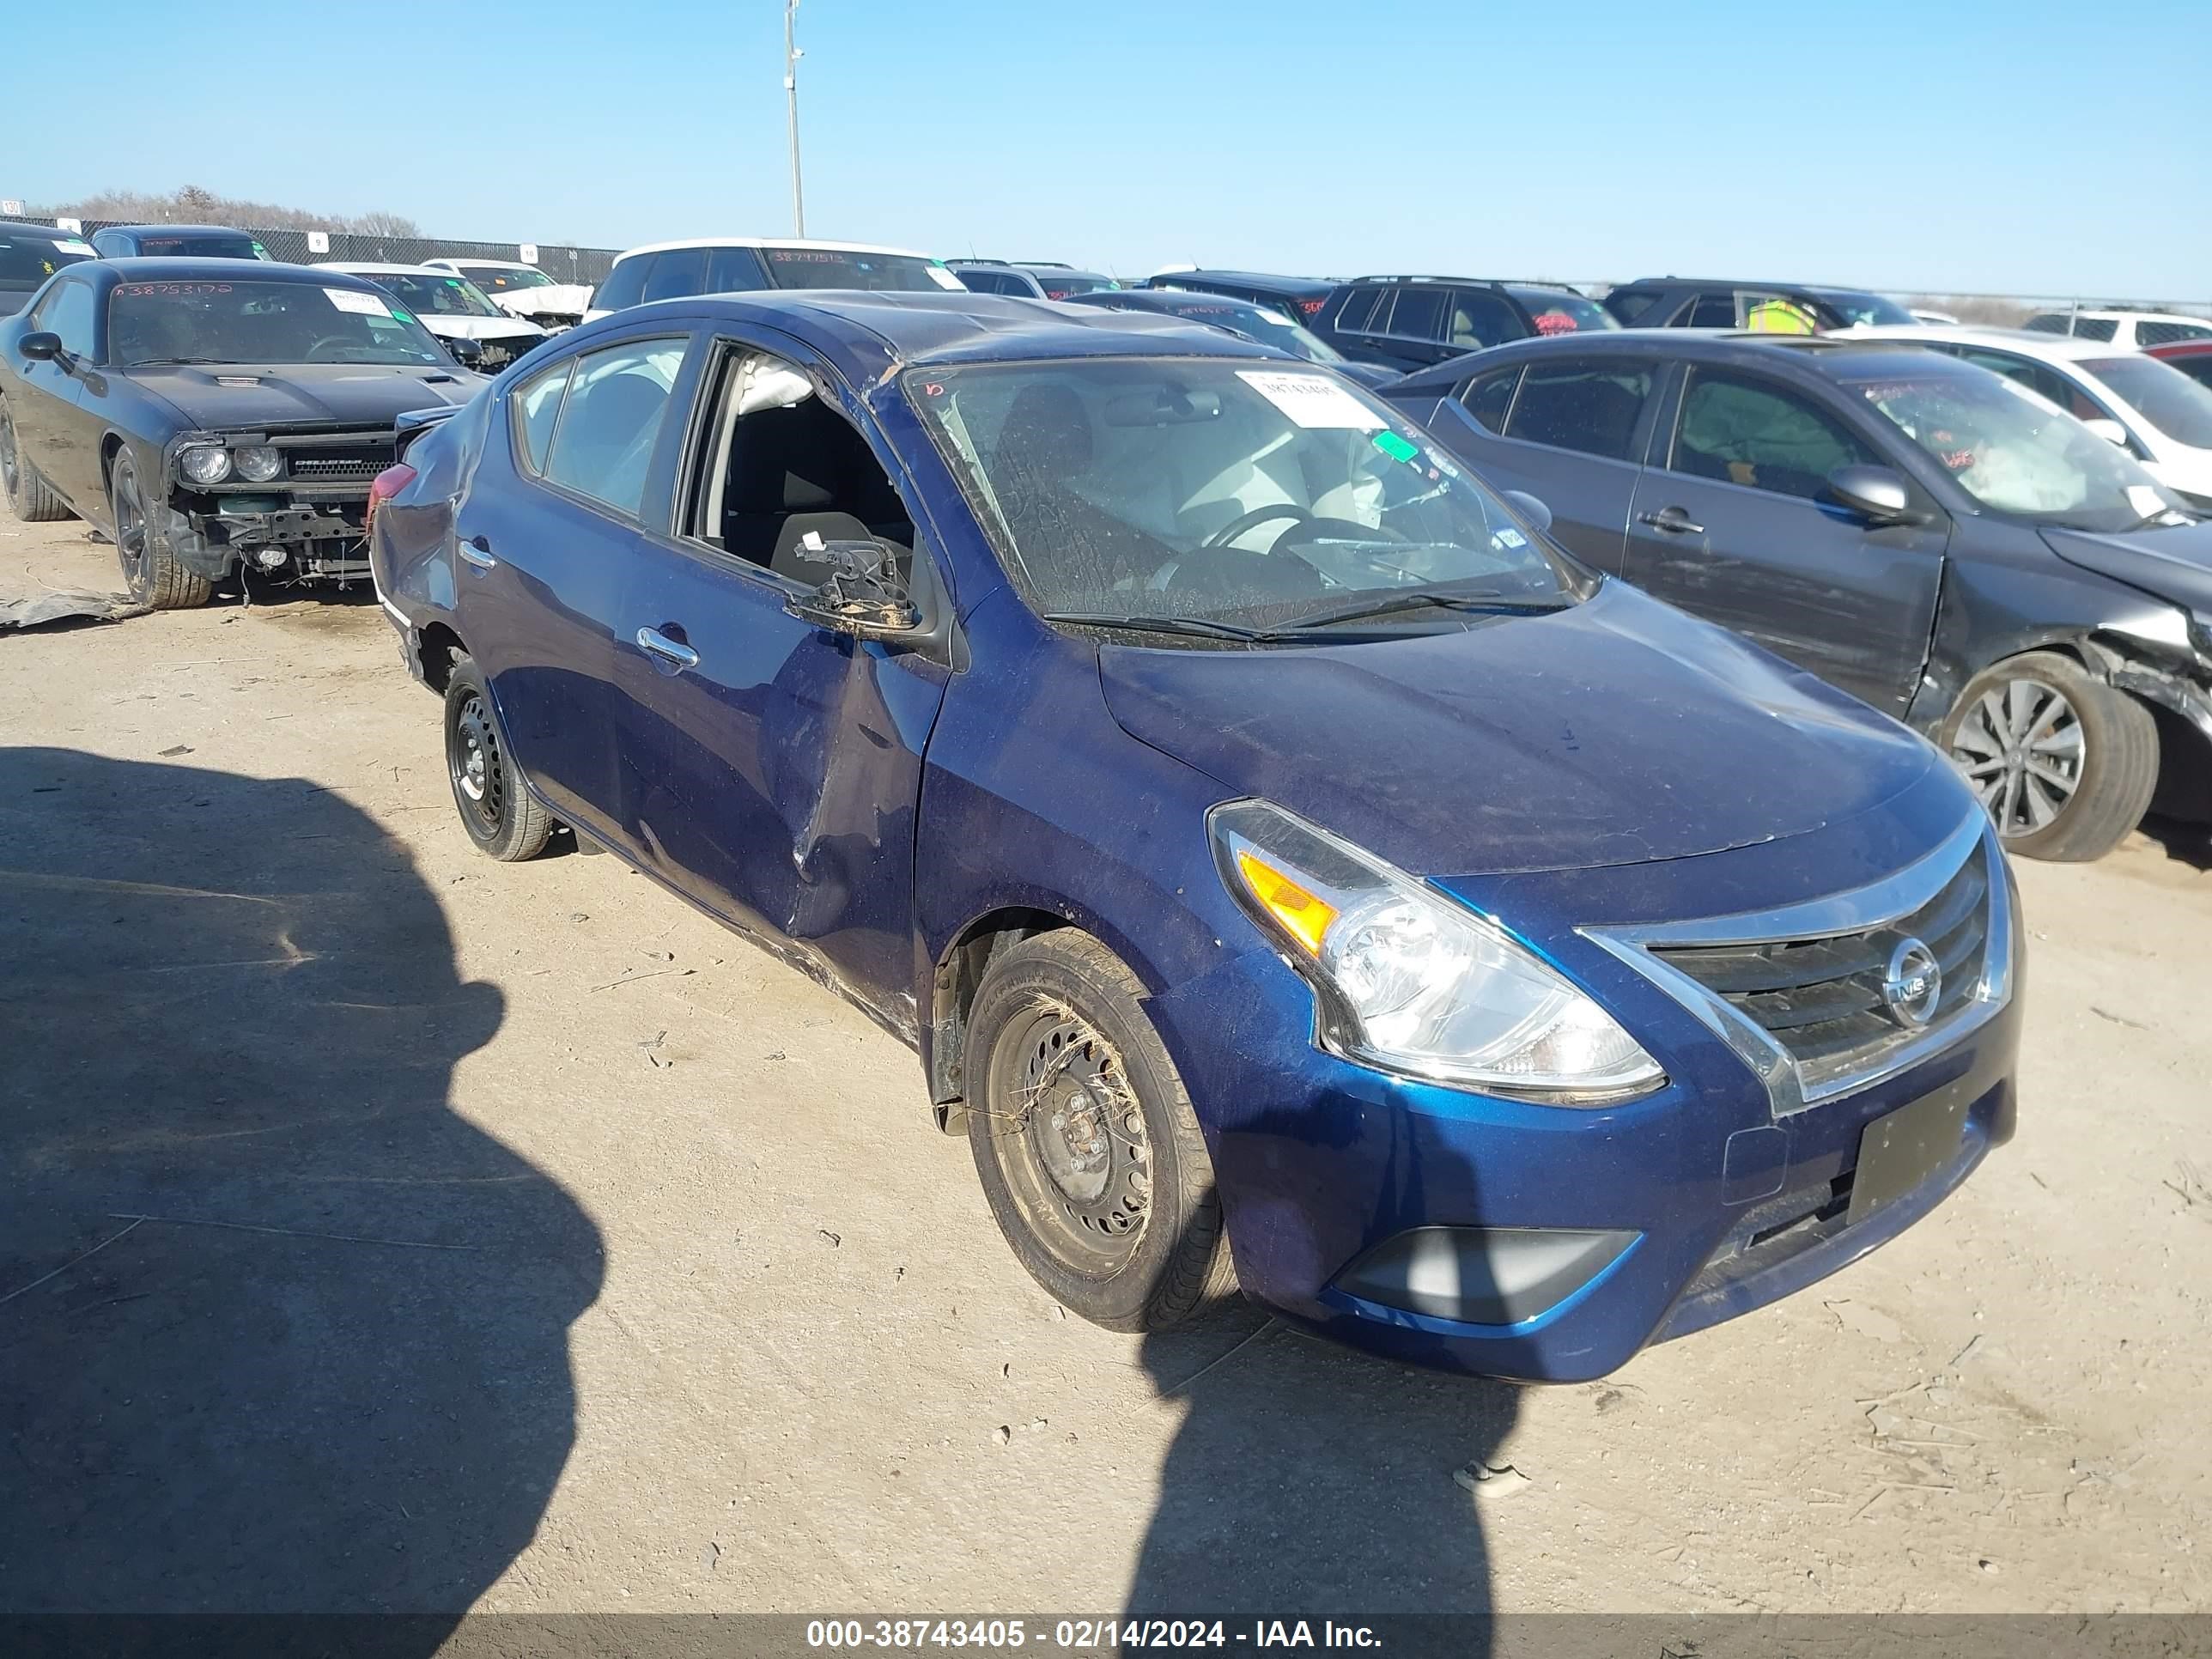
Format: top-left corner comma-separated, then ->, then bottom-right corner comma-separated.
443,654 -> 553,862
965,930 -> 1237,1331
1942,650 -> 2159,862
1,398 -> 75,522
109,449 -> 211,609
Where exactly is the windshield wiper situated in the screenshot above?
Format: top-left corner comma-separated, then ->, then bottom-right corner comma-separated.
127,357 -> 229,367
1042,611 -> 1279,643
1280,589 -> 1573,631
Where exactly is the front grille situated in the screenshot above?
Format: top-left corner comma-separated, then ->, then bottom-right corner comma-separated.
1651,842 -> 1990,1092
287,453 -> 390,482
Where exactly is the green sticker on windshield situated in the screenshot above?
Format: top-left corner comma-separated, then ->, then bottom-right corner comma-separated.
1371,430 -> 1419,464
446,278 -> 463,287
391,309 -> 414,322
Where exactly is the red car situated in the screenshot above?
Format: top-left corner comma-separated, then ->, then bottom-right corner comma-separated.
2147,337 -> 2212,394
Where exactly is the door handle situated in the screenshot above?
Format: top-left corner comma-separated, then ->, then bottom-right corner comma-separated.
1637,506 -> 1705,535
636,626 -> 700,670
458,534 -> 497,569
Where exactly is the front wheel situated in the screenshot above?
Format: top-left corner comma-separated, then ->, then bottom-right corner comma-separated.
1942,651 -> 2158,861
111,449 -> 210,608
966,931 -> 1236,1331
443,654 -> 553,861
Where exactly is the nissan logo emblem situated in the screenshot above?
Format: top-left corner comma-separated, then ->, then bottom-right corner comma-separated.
1882,937 -> 1942,1029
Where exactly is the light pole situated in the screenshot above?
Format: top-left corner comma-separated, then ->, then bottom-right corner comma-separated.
784,0 -> 805,237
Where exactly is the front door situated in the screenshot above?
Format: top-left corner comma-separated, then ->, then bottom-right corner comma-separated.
612,337 -> 954,1017
458,329 -> 693,837
10,276 -> 96,508
1621,364 -> 1948,714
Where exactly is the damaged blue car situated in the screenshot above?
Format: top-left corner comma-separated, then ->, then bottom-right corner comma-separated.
368,292 -> 2020,1380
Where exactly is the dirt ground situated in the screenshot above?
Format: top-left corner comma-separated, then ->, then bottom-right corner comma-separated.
3,511 -> 2209,1621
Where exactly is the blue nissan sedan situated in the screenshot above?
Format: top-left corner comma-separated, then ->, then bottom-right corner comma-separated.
368,292 -> 2021,1381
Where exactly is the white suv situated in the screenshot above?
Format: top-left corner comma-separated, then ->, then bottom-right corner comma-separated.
2021,308 -> 2212,350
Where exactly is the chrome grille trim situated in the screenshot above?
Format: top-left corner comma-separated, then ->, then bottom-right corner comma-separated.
1581,815 -> 2014,1117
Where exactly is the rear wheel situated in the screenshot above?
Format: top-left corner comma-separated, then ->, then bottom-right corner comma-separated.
443,653 -> 553,861
1942,651 -> 2158,861
1,398 -> 74,523
110,449 -> 210,608
966,931 -> 1236,1331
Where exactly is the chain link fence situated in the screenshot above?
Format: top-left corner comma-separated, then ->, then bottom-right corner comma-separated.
13,215 -> 623,288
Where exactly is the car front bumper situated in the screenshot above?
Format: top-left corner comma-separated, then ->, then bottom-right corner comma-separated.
1141,821 -> 2021,1383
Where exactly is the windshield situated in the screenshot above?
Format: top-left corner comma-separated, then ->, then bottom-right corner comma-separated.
1144,296 -> 1346,364
1508,288 -> 1620,335
1840,358 -> 2183,531
459,264 -> 553,291
362,271 -> 508,319
1037,273 -> 1120,299
130,234 -> 266,260
2084,356 -> 2212,449
906,357 -> 1578,633
1811,289 -> 1917,327
108,278 -> 452,368
761,248 -> 947,292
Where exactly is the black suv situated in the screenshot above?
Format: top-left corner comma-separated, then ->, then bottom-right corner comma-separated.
1601,277 -> 1916,332
1381,331 -> 2212,862
1308,276 -> 1538,371
1,222 -> 93,316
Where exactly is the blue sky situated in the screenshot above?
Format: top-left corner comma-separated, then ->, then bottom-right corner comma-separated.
12,0 -> 2210,300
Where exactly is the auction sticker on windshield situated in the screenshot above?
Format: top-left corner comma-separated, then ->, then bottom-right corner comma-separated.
325,288 -> 392,317
1237,369 -> 1384,429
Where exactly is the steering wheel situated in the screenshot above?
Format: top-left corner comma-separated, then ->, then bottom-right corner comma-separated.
303,336 -> 358,362
1203,502 -> 1316,550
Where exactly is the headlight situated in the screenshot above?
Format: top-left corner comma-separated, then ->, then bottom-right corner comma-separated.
1210,799 -> 1663,1103
233,445 -> 282,483
179,445 -> 232,485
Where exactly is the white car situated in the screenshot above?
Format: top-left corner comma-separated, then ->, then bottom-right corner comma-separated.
2021,308 -> 2212,350
1856,324 -> 2212,507
419,258 -> 593,331
581,237 -> 963,323
314,263 -> 548,373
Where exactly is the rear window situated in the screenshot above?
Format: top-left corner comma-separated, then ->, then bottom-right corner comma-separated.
1509,288 -> 1619,335
2071,316 -> 2118,342
128,234 -> 264,260
1603,287 -> 1663,324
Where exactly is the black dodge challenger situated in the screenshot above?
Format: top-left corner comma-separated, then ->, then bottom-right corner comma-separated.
0,258 -> 483,606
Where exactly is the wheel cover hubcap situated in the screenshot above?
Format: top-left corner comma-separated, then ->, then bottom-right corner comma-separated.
1951,677 -> 2082,838
994,1001 -> 1152,1273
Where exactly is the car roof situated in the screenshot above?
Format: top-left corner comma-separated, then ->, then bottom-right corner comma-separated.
1148,269 -> 1334,293
314,261 -> 450,276
0,219 -> 81,240
2148,339 -> 2212,359
87,257 -> 382,287
100,224 -> 253,238
1064,289 -> 1266,313
610,236 -> 936,264
1386,328 -> 1949,392
1850,323 -> 2126,361
581,291 -> 1292,377
2031,307 -> 2210,323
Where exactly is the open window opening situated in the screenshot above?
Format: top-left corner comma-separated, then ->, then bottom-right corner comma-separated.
690,349 -> 915,583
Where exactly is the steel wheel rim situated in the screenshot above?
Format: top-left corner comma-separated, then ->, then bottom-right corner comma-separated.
989,999 -> 1152,1276
1951,677 -> 2083,838
112,461 -> 149,588
448,693 -> 507,837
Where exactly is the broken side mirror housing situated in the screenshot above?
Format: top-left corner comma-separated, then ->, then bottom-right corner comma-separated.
19,331 -> 64,363
783,536 -> 924,641
1826,463 -> 1927,526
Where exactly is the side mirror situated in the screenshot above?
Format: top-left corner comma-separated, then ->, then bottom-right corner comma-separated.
19,331 -> 64,364
782,536 -> 922,640
2080,416 -> 2130,448
1825,463 -> 1926,526
444,336 -> 485,369
1500,489 -> 1553,534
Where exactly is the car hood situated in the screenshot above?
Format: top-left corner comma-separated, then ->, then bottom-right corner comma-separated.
491,285 -> 592,319
122,363 -> 483,429
2041,520 -> 2212,615
414,313 -> 548,342
1097,581 -> 1937,876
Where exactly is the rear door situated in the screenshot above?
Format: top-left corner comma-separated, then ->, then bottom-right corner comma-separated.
1429,353 -> 1664,573
611,331 -> 956,1011
453,327 -> 695,837
1621,363 -> 1948,714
